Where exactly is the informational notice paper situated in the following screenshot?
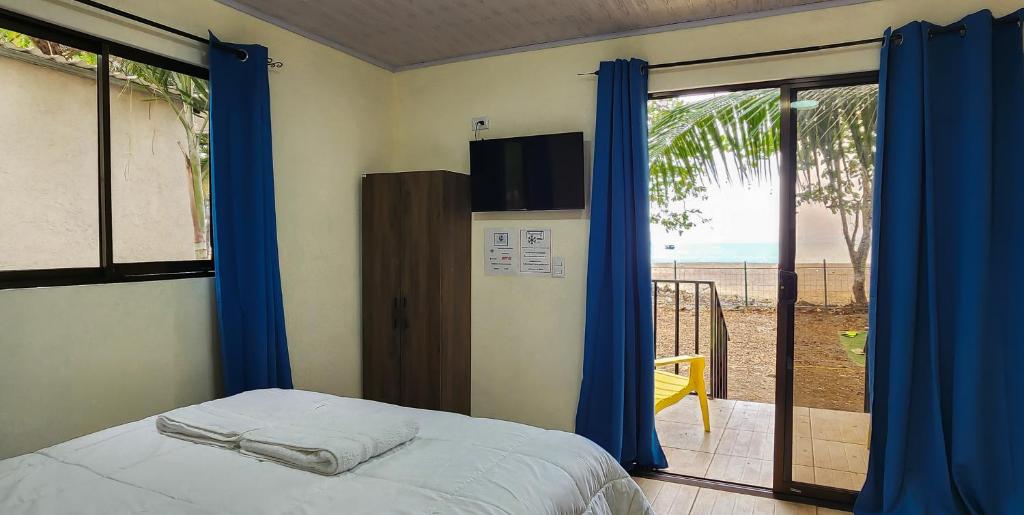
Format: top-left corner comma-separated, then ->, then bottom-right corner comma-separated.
484,228 -> 516,275
519,228 -> 552,275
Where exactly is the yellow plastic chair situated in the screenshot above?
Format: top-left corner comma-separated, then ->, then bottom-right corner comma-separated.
654,355 -> 710,432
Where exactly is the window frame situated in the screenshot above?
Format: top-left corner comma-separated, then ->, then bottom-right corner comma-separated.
641,71 -> 879,512
0,7 -> 214,290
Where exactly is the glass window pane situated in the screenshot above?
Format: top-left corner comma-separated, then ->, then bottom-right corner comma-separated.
109,55 -> 210,263
791,84 -> 877,491
0,29 -> 99,271
648,88 -> 781,488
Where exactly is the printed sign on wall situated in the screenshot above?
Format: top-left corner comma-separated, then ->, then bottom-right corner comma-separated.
519,228 -> 551,275
484,228 -> 516,275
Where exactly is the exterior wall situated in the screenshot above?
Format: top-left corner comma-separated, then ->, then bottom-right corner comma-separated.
110,73 -> 201,263
0,53 -> 98,270
0,54 -> 196,271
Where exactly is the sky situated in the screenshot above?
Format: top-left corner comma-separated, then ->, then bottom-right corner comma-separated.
649,179 -> 780,263
649,176 -> 854,264
648,92 -> 779,263
651,179 -> 779,246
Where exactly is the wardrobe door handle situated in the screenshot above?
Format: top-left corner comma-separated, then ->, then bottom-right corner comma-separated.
400,297 -> 409,330
391,297 -> 403,359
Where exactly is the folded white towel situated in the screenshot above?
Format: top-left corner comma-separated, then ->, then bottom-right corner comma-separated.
239,411 -> 419,475
155,404 -> 264,449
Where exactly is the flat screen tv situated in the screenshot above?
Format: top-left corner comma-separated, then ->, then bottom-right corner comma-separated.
470,132 -> 585,212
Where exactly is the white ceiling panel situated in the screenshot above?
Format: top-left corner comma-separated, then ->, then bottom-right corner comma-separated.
216,0 -> 856,70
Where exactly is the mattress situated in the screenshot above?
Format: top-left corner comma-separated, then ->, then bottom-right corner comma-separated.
0,389 -> 653,514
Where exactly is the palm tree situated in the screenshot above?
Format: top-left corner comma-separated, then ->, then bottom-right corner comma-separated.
112,59 -> 211,259
649,85 -> 877,305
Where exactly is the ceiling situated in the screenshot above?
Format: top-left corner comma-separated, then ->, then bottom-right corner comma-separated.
216,0 -> 851,70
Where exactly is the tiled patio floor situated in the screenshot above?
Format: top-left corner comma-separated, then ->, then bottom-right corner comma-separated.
656,396 -> 869,490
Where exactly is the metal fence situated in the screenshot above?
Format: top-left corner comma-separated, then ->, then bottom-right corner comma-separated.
652,279 -> 729,398
652,261 -> 869,309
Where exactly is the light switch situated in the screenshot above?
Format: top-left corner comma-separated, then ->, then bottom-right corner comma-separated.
552,256 -> 565,278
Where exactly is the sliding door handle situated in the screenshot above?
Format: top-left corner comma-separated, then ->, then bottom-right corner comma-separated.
779,270 -> 798,305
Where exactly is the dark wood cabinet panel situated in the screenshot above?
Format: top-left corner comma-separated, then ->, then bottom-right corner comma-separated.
438,173 -> 471,415
361,173 -> 403,405
398,172 -> 442,410
362,171 -> 470,415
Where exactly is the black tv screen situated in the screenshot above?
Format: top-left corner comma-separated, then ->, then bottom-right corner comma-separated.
470,132 -> 585,212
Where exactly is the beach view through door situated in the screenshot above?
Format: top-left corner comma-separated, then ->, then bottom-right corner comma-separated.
649,88 -> 782,487
648,78 -> 878,498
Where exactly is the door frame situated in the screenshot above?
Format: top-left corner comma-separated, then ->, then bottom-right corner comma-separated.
645,70 -> 878,510
773,71 -> 878,508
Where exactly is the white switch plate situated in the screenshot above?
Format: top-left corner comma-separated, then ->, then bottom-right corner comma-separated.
471,116 -> 489,131
552,256 -> 565,278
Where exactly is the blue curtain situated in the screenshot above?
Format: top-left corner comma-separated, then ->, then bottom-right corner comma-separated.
575,59 -> 667,471
857,10 -> 1024,514
209,34 -> 293,396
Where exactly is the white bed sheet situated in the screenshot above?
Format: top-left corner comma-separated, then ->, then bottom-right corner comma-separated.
0,389 -> 652,514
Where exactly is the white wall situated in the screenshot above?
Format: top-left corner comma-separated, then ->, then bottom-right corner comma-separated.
392,0 -> 1022,431
0,280 -> 218,457
0,0 -> 394,458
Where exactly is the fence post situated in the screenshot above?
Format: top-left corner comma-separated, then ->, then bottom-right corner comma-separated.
822,259 -> 829,308
673,260 -> 678,281
653,281 -> 658,342
674,281 -> 680,375
694,283 -> 700,354
743,261 -> 749,308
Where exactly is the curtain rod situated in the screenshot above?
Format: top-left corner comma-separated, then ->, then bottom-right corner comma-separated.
581,13 -> 1024,76
69,0 -> 283,68
578,37 -> 883,76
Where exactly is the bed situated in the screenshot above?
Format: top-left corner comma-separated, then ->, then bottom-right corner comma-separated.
0,389 -> 652,514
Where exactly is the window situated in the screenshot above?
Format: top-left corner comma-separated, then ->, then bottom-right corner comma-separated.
110,54 -> 211,263
0,32 -> 99,271
0,10 -> 212,289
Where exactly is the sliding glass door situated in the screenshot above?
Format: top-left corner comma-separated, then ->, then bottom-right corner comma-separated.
645,72 -> 877,509
775,74 -> 878,506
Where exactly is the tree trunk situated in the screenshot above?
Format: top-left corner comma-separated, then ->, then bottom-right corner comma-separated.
851,255 -> 868,305
184,152 -> 208,260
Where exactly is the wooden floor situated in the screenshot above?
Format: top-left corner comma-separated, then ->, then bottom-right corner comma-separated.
635,477 -> 852,515
656,396 -> 868,490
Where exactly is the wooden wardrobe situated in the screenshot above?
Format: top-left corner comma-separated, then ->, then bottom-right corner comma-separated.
361,171 -> 471,415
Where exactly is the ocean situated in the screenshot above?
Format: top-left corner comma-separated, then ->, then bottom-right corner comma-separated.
650,242 -> 778,264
